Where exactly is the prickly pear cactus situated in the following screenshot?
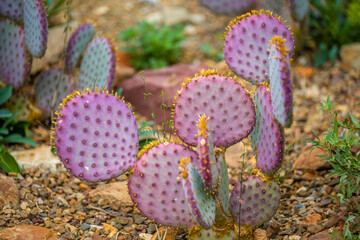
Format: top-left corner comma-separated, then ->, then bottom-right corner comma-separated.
180,157 -> 216,228
188,228 -> 237,240
65,22 -> 95,73
173,69 -> 256,148
250,84 -> 284,175
269,36 -> 293,128
199,0 -> 256,15
0,19 -> 32,89
53,88 -> 139,182
216,154 -> 230,216
128,142 -> 198,228
24,0 -> 48,58
77,37 -> 116,90
0,0 -> 23,21
224,10 -> 294,84
288,0 -> 309,21
35,68 -> 75,117
230,174 -> 281,228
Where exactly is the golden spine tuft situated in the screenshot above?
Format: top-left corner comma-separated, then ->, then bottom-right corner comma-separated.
179,157 -> 191,179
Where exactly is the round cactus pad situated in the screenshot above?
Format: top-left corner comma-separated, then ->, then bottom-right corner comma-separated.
78,37 -> 115,90
230,174 -> 281,228
24,0 -> 48,57
65,22 -> 95,73
250,84 -> 284,175
53,89 -> 139,182
269,36 -> 293,128
128,142 -> 198,228
35,68 -> 75,117
0,0 -> 23,21
224,10 -> 294,84
188,228 -> 237,240
180,158 -> 216,228
173,70 -> 256,148
199,0 -> 255,15
0,20 -> 32,89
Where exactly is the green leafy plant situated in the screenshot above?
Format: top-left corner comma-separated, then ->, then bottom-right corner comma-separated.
45,0 -> 72,28
309,0 -> 360,67
200,43 -> 224,62
118,21 -> 186,70
137,120 -> 157,149
308,96 -> 360,239
0,86 -> 37,173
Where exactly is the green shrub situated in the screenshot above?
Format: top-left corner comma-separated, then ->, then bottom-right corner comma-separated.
118,21 -> 186,70
308,96 -> 360,239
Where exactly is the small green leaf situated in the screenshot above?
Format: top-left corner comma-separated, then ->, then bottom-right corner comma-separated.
0,109 -> 12,118
116,88 -> 123,96
0,86 -> 12,105
0,145 -> 20,173
3,134 -> 37,146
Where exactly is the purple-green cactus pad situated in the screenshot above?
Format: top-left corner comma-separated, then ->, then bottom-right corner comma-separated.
224,10 -> 294,84
181,158 -> 216,228
173,70 -> 256,148
250,84 -> 284,175
24,0 -> 48,58
65,22 -> 95,73
53,88 -> 138,182
230,174 -> 281,228
217,154 -> 230,216
78,37 -> 116,90
128,142 -> 198,228
199,0 -> 255,15
188,228 -> 237,240
0,0 -> 23,21
288,0 -> 309,21
0,20 -> 32,89
269,36 -> 293,128
35,68 -> 75,117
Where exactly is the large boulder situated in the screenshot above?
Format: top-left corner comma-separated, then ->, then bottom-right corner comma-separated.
0,174 -> 20,208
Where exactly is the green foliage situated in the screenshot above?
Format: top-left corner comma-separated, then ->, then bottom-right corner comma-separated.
308,96 -> 360,239
118,21 -> 186,70
45,0 -> 72,28
347,0 -> 360,27
137,120 -> 156,149
309,0 -> 360,67
200,43 -> 224,62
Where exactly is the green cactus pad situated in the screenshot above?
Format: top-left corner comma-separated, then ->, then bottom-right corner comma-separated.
35,68 -> 75,117
65,22 -> 95,73
173,70 -> 256,148
77,37 -> 116,90
0,19 -> 32,89
128,142 -> 198,228
24,0 -> 48,57
53,88 -> 139,182
217,154 -> 230,216
188,228 -> 237,240
230,174 -> 281,228
0,0 -> 23,21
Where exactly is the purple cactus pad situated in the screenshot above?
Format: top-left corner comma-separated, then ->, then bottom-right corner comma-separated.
35,68 -> 75,117
199,0 -> 256,15
0,0 -> 23,21
24,0 -> 48,58
65,22 -> 95,73
224,10 -> 294,84
78,37 -> 116,90
53,88 -> 139,182
128,142 -> 198,228
173,70 -> 256,148
269,36 -> 293,128
250,84 -> 284,175
0,19 -> 32,89
230,174 -> 281,228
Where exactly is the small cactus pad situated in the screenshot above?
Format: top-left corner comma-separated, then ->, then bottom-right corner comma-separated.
199,0 -> 255,15
0,20 -> 32,89
288,0 -> 309,21
0,0 -> 23,21
65,22 -> 95,73
230,174 -> 281,228
217,154 -> 230,216
197,114 -> 219,194
188,228 -> 237,240
24,0 -> 48,58
173,70 -> 256,148
269,36 -> 293,128
224,10 -> 294,84
250,84 -> 284,174
53,88 -> 138,182
180,158 -> 216,228
35,68 -> 75,117
128,142 -> 198,228
78,37 -> 116,90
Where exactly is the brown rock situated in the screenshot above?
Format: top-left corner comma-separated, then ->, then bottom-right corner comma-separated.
302,213 -> 322,225
293,146 -> 331,170
308,229 -> 333,240
119,64 -> 207,124
88,181 -> 133,210
340,43 -> 360,70
307,224 -> 324,234
0,174 -> 20,208
151,226 -> 180,240
0,225 -> 57,240
253,228 -> 267,240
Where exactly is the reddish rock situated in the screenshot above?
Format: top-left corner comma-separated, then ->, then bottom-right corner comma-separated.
293,146 -> 331,170
0,174 -> 20,208
119,64 -> 208,124
253,228 -> 267,240
0,225 -> 57,240
302,213 -> 322,225
308,229 -> 333,240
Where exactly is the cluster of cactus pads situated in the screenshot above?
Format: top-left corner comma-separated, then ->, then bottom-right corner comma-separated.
53,10 -> 294,239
